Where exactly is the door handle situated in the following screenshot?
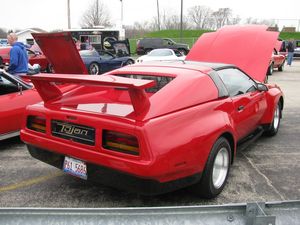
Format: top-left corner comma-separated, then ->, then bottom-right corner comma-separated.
238,105 -> 244,111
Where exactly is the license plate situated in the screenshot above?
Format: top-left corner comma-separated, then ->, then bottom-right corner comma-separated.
63,156 -> 87,180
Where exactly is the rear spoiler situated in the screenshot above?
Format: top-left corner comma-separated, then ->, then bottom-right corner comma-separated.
26,74 -> 155,115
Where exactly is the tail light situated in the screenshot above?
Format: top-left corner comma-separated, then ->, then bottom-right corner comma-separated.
27,116 -> 46,133
102,130 -> 139,155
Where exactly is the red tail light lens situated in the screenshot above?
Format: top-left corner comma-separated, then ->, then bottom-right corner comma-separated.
27,116 -> 46,133
102,130 -> 139,155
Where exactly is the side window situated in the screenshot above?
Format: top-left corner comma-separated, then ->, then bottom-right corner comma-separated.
0,73 -> 19,95
217,68 -> 257,97
99,52 -> 113,60
173,49 -> 183,57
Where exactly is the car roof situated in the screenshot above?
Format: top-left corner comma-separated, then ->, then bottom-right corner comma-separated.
118,60 -> 235,75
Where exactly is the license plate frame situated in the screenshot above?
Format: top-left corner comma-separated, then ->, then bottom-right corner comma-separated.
63,156 -> 87,180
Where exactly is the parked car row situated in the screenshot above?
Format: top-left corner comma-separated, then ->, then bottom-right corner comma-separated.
0,45 -> 51,72
136,37 -> 190,55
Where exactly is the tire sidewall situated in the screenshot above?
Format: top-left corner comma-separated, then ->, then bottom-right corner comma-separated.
195,137 -> 231,198
271,102 -> 281,134
89,62 -> 100,75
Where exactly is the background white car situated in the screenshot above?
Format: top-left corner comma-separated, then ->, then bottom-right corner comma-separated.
135,48 -> 186,63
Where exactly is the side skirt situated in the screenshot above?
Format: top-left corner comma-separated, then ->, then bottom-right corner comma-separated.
237,127 -> 264,151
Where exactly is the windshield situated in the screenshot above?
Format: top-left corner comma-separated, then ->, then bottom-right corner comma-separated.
148,49 -> 173,56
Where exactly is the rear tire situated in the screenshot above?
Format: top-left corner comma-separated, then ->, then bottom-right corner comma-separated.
124,59 -> 134,66
278,61 -> 285,71
178,48 -> 187,55
267,63 -> 274,75
191,137 -> 231,198
264,101 -> 282,136
88,62 -> 100,75
46,64 -> 53,73
145,49 -> 152,55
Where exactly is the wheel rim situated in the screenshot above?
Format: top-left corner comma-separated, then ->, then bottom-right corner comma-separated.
212,147 -> 229,189
270,65 -> 273,74
126,60 -> 133,65
273,104 -> 280,130
90,64 -> 99,75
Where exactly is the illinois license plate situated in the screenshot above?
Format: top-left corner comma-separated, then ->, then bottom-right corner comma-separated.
63,156 -> 87,180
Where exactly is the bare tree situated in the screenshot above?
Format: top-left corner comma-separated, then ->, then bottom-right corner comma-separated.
188,5 -> 212,29
160,12 -> 190,30
229,16 -> 241,25
212,8 -> 232,29
80,0 -> 112,28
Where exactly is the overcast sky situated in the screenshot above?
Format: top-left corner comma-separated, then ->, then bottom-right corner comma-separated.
1,0 -> 299,31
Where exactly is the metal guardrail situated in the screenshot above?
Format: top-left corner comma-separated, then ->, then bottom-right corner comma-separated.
0,201 -> 299,225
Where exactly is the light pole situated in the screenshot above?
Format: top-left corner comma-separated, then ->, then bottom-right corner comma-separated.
67,0 -> 71,29
120,0 -> 123,28
180,0 -> 183,41
157,0 -> 160,31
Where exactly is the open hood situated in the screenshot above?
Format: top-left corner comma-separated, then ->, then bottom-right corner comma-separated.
186,25 -> 279,82
32,32 -> 88,74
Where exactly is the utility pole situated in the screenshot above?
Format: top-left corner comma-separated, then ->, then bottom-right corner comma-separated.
180,0 -> 183,41
67,0 -> 71,29
157,0 -> 160,31
120,0 -> 123,28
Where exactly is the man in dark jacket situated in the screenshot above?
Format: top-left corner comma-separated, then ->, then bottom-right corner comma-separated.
286,39 -> 295,66
7,32 -> 28,76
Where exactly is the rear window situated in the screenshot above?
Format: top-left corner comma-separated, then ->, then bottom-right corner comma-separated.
115,74 -> 174,93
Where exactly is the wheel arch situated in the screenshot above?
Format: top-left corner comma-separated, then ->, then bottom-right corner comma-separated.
219,132 -> 235,164
88,61 -> 101,75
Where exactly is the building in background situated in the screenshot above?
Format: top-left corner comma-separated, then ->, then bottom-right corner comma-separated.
16,28 -> 46,45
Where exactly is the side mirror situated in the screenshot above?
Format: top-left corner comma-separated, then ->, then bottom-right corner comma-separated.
17,83 -> 23,95
257,83 -> 268,92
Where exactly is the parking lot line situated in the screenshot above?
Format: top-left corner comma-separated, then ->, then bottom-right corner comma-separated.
0,172 -> 63,193
241,152 -> 286,201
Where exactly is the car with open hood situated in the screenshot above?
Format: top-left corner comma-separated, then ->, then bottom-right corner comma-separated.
267,48 -> 286,75
32,32 -> 134,75
20,25 -> 283,198
0,45 -> 51,72
79,49 -> 134,75
0,33 -> 90,141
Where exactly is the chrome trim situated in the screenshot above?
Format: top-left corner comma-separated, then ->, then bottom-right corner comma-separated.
0,131 -> 20,141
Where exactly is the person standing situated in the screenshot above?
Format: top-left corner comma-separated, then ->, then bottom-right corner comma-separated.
286,39 -> 295,66
6,32 -> 28,76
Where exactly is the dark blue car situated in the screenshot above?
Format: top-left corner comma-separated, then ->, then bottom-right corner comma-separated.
79,50 -> 134,75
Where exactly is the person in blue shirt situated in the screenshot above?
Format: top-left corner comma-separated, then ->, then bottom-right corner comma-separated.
7,32 -> 28,76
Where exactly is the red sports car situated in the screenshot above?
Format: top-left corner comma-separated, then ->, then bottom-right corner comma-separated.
267,48 -> 286,75
0,69 -> 42,140
21,25 -> 284,198
0,39 -> 88,141
0,46 -> 51,72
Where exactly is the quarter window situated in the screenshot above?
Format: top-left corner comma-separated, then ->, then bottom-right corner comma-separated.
217,68 -> 257,97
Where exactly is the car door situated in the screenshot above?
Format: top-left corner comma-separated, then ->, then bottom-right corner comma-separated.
0,73 -> 41,137
99,51 -> 122,73
217,68 -> 267,140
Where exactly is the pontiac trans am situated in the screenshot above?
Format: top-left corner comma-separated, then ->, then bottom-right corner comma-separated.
20,25 -> 284,198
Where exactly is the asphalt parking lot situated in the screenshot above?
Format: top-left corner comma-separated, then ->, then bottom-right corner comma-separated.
0,61 -> 300,207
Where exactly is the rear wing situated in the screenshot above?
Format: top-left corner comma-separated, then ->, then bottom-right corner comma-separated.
26,74 -> 155,116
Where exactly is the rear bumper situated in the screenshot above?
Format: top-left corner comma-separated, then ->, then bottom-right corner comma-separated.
27,144 -> 202,195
